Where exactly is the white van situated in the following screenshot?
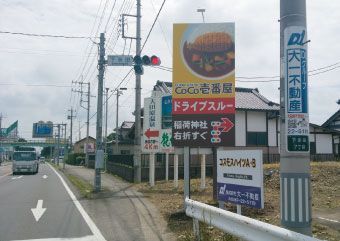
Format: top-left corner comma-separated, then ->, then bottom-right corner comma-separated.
12,151 -> 39,174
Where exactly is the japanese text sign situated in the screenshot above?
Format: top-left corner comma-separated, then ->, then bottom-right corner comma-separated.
284,26 -> 309,152
217,150 -> 264,209
107,55 -> 133,66
172,23 -> 235,147
142,96 -> 174,153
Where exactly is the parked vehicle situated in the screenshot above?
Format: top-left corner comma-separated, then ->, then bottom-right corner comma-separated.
12,151 -> 39,174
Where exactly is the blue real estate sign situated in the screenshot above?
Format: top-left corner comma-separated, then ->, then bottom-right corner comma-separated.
217,150 -> 264,209
284,26 -> 309,152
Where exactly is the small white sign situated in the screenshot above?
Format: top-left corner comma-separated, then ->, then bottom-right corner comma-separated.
217,150 -> 263,209
107,55 -> 133,66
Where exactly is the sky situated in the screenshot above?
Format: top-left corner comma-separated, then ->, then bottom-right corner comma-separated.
0,0 -> 339,141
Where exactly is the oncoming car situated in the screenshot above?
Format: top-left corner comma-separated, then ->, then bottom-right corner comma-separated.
12,151 -> 39,174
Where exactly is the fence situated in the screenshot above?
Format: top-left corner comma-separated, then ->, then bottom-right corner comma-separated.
185,198 -> 319,241
88,153 -> 339,182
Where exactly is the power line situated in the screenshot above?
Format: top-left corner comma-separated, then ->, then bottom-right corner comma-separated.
141,0 -> 167,52
0,30 -> 96,40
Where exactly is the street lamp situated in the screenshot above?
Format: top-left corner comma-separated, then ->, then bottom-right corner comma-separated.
197,8 -> 205,23
113,87 -> 127,154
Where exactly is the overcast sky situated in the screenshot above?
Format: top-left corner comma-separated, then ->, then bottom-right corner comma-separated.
0,0 -> 339,141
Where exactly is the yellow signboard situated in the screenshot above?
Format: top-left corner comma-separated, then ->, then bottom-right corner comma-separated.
173,23 -> 235,99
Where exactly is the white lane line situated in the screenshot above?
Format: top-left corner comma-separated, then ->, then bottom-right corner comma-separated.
12,175 -> 23,180
318,217 -> 340,223
48,164 -> 106,241
11,235 -> 98,241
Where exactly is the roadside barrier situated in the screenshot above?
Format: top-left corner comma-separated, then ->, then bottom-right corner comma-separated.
185,198 -> 320,241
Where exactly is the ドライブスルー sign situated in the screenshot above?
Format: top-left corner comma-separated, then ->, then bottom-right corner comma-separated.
217,150 -> 264,209
172,23 -> 235,147
284,26 -> 309,152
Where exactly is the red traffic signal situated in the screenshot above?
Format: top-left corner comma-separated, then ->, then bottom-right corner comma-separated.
151,55 -> 161,66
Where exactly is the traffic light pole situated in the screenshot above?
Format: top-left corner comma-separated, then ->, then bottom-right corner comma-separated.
134,0 -> 142,183
280,0 -> 312,236
95,33 -> 105,192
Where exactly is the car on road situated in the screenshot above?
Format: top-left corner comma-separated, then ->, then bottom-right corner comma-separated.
12,151 -> 39,174
39,156 -> 46,164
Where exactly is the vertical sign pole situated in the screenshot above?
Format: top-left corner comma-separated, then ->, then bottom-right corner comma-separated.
200,153 -> 205,190
280,0 -> 311,236
184,147 -> 190,209
149,153 -> 152,185
165,152 -> 169,181
174,154 -> 178,188
95,33 -> 105,192
134,0 -> 142,183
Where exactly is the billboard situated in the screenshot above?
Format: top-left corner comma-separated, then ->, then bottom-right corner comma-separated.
217,150 -> 264,209
32,121 -> 53,138
1,121 -> 18,141
284,26 -> 309,152
172,23 -> 235,147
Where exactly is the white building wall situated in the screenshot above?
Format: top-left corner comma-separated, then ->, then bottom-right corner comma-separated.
316,134 -> 333,154
268,119 -> 277,146
235,111 -> 246,146
247,111 -> 266,132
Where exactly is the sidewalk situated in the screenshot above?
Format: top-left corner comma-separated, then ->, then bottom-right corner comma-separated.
62,164 -> 177,241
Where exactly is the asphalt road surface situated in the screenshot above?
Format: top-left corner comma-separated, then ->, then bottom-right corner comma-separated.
0,163 -> 105,241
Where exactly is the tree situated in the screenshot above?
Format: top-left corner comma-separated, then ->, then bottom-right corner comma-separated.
41,146 -> 54,157
18,138 -> 27,142
106,132 -> 116,142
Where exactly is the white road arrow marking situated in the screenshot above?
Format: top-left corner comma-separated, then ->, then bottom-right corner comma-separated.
42,175 -> 48,179
31,200 -> 46,222
11,175 -> 23,180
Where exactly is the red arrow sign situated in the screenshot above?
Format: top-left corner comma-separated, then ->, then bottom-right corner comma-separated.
144,128 -> 159,139
220,118 -> 234,132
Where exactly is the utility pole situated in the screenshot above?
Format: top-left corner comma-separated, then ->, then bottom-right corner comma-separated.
78,121 -> 81,141
57,124 -> 61,166
280,0 -> 311,236
68,108 -> 75,152
72,82 -> 92,166
105,88 -> 109,154
63,123 -> 67,169
95,33 -> 105,192
134,0 -> 142,183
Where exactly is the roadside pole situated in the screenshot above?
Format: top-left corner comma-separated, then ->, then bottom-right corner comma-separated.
68,108 -> 75,152
133,0 -> 142,183
63,123 -> 67,169
280,0 -> 311,235
85,83 -> 90,167
57,124 -> 60,166
95,33 -> 105,192
184,147 -> 190,209
174,154 -> 178,188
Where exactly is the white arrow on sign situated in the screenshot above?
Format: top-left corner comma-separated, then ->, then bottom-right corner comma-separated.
11,175 -> 23,180
31,200 -> 46,222
42,175 -> 48,179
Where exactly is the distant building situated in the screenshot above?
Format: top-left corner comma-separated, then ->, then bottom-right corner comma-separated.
107,121 -> 135,155
322,109 -> 340,155
73,136 -> 96,153
114,80 -> 340,160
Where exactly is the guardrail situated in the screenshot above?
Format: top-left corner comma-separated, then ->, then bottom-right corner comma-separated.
185,198 -> 319,241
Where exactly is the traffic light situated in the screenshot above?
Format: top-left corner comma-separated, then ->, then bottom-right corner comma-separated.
151,55 -> 161,66
133,55 -> 161,75
133,55 -> 144,75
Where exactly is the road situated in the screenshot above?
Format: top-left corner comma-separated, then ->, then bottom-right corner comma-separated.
0,163 -> 105,241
